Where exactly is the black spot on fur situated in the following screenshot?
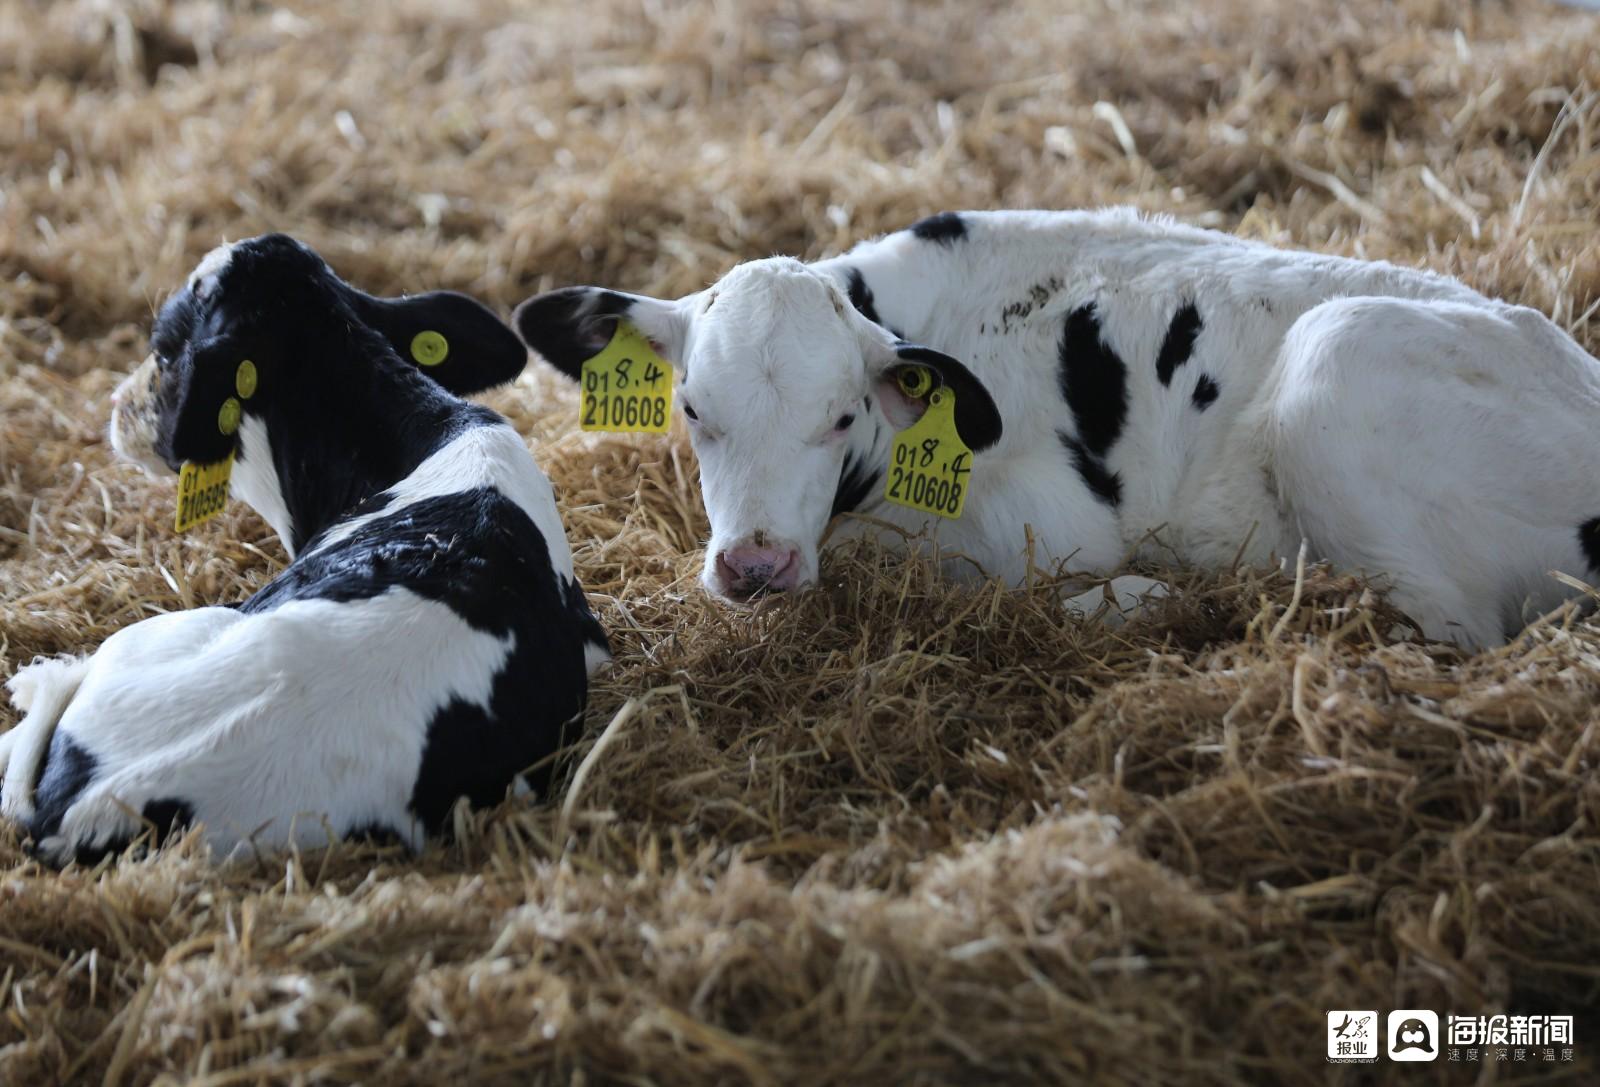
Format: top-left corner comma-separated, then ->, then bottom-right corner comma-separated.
908,212 -> 967,245
845,268 -> 882,327
1057,305 -> 1128,506
1580,518 -> 1600,571
27,732 -> 98,844
1191,374 -> 1219,411
1155,302 -> 1203,387
1057,304 -> 1127,457
832,450 -> 883,519
1059,434 -> 1122,507
141,797 -> 195,843
242,486 -> 607,833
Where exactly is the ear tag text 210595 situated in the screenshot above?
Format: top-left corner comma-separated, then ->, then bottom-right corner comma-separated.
578,321 -> 672,434
174,359 -> 253,533
883,375 -> 972,520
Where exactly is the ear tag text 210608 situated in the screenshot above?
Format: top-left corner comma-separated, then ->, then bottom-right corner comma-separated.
883,370 -> 972,520
174,359 -> 254,533
578,321 -> 672,434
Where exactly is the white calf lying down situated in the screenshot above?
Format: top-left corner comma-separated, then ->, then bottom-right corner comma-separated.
0,235 -> 609,863
516,209 -> 1600,647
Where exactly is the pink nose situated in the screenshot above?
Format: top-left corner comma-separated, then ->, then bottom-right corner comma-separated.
714,545 -> 801,597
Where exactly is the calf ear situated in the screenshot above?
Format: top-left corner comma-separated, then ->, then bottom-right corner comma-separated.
159,333 -> 261,469
347,290 -> 527,395
513,287 -> 688,381
876,343 -> 1003,452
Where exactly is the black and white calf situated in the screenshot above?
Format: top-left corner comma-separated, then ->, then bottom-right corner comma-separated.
0,234 -> 609,863
516,208 -> 1600,647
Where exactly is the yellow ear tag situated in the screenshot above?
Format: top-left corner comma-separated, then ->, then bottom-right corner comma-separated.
175,453 -> 234,533
217,397 -> 242,436
897,365 -> 934,400
578,321 -> 672,434
235,359 -> 258,399
884,386 -> 972,519
411,330 -> 449,366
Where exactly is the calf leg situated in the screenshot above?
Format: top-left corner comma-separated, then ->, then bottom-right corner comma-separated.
1266,297 -> 1600,647
1,655 -> 92,821
1063,575 -> 1170,626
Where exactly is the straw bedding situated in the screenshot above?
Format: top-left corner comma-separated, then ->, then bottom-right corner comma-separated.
2,0 -> 1599,1083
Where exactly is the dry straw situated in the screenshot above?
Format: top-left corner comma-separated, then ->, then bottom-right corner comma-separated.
2,0 -> 1599,1083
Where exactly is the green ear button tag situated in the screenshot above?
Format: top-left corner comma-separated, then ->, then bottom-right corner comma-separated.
217,397 -> 242,436
175,454 -> 234,533
235,360 -> 258,399
884,387 -> 972,519
411,330 -> 449,366
578,321 -> 672,434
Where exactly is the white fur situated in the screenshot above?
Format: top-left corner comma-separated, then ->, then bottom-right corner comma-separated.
189,241 -> 234,299
16,594 -> 507,860
629,209 -> 1600,645
3,421 -> 606,862
304,424 -> 574,584
230,414 -> 296,553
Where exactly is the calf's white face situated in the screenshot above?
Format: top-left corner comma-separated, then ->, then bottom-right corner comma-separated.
679,262 -> 881,596
515,258 -> 1002,600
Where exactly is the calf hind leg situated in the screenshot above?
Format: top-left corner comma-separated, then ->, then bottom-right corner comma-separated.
1,655 -> 92,822
1266,297 -> 1600,647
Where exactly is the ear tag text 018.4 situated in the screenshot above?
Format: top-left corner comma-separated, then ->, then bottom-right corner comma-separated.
578,321 -> 672,434
884,378 -> 972,520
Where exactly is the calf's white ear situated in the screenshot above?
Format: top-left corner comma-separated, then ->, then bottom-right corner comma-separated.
513,287 -> 689,381
871,342 -> 1003,451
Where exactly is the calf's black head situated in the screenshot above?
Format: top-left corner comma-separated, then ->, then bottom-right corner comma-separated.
110,233 -> 526,553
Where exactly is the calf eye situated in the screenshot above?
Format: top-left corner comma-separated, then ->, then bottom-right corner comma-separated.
834,413 -> 856,431
683,402 -> 699,421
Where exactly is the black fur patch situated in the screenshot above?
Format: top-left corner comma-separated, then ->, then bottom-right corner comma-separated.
27,732 -> 98,843
831,450 -> 883,519
241,486 -> 607,833
845,268 -> 882,327
1057,304 -> 1128,458
908,212 -> 967,245
1059,434 -> 1122,507
1155,302 -> 1203,387
141,797 -> 195,843
1057,304 -> 1128,506
1580,518 -> 1600,571
1191,374 -> 1219,411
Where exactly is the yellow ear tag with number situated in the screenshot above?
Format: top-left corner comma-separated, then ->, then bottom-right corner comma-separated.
578,321 -> 672,434
884,384 -> 972,519
175,454 -> 234,533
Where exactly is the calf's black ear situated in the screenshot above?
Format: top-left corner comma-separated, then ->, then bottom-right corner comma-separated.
513,286 -> 685,381
885,344 -> 1004,451
160,333 -> 261,469
348,290 -> 527,395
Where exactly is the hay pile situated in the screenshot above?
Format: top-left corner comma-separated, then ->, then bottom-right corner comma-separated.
3,0 -> 1600,1082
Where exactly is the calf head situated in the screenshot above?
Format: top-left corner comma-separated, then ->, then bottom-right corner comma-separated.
110,234 -> 527,554
515,258 -> 1002,600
